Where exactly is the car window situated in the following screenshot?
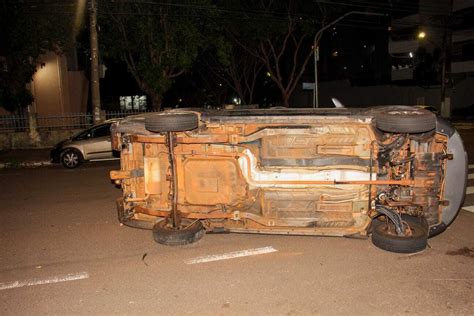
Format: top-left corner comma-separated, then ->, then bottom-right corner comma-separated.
74,129 -> 92,140
92,124 -> 111,138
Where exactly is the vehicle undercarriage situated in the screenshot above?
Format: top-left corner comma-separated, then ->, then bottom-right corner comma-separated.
110,107 -> 467,253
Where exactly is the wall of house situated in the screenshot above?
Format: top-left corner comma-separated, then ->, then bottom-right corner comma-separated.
31,52 -> 67,116
1,52 -> 88,116
67,71 -> 89,113
30,52 -> 88,116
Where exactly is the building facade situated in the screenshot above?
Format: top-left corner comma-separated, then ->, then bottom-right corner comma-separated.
30,51 -> 89,116
390,0 -> 474,83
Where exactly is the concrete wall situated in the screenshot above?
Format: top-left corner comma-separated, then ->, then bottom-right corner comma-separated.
0,129 -> 81,150
291,78 -> 474,109
451,77 -> 474,108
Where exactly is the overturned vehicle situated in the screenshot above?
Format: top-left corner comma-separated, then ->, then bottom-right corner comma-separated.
110,106 -> 467,253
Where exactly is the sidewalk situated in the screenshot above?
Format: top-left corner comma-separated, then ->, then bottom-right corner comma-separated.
0,148 -> 52,168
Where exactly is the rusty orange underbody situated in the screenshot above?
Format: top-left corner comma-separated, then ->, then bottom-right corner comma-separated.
110,110 -> 449,237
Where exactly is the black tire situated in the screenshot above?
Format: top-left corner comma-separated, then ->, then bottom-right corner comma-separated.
61,148 -> 83,168
375,106 -> 436,133
152,218 -> 205,246
371,219 -> 428,253
144,112 -> 199,133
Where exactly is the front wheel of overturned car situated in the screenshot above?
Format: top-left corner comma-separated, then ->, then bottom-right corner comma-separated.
371,220 -> 428,253
61,149 -> 83,168
152,219 -> 205,246
375,106 -> 436,133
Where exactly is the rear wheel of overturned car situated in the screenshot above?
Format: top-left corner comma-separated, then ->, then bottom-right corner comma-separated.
144,112 -> 199,133
152,218 -> 205,246
61,149 -> 83,168
375,106 -> 436,133
371,219 -> 428,253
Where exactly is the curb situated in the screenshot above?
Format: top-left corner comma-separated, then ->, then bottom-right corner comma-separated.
0,160 -> 52,169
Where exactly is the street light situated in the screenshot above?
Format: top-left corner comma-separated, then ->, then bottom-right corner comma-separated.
313,11 -> 387,108
417,31 -> 426,39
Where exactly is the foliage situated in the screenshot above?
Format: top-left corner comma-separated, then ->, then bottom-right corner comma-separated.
200,44 -> 263,105
215,0 -> 326,107
0,1 -> 72,112
192,57 -> 231,107
99,0 -> 214,109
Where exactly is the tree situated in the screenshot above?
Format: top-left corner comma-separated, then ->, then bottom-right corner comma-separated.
222,1 -> 322,107
0,1 -> 72,112
201,39 -> 264,105
192,63 -> 230,107
99,0 -> 213,110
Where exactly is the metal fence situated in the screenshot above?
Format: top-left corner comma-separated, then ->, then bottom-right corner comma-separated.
0,114 -> 29,131
37,113 -> 93,130
105,109 -> 158,120
0,110 -> 157,132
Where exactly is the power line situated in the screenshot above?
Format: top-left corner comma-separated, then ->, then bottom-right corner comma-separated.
6,0 -> 454,30
2,0 -> 457,17
316,0 -> 450,15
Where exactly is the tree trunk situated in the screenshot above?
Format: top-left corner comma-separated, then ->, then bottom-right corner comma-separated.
280,90 -> 290,107
150,93 -> 162,111
237,90 -> 247,105
137,80 -> 162,111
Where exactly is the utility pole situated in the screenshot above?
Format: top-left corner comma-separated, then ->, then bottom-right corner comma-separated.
313,11 -> 386,108
440,0 -> 453,118
90,0 -> 102,123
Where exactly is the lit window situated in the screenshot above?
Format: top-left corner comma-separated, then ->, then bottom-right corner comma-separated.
119,95 -> 147,110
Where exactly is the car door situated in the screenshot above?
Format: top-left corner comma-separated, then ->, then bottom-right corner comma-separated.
82,124 -> 114,160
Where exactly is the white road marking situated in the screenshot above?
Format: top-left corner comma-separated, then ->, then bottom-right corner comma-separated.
0,272 -> 89,291
466,186 -> 474,195
185,246 -> 278,264
468,173 -> 474,180
462,205 -> 474,213
431,278 -> 474,281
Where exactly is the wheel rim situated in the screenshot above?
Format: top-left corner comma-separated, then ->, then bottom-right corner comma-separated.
378,222 -> 416,238
63,152 -> 79,167
387,110 -> 424,116
161,218 -> 198,231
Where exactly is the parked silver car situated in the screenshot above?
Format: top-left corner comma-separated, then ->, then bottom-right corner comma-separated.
50,119 -> 120,168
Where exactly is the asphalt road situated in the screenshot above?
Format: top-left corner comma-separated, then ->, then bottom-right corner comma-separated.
1,160 -> 473,315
